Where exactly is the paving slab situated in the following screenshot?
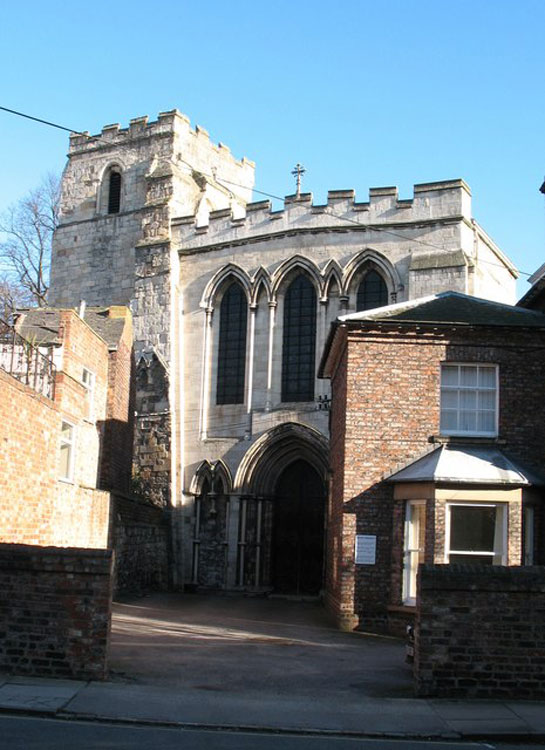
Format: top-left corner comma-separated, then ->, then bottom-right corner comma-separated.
0,678 -> 85,713
430,701 -> 522,720
507,702 -> 545,732
63,682 -> 451,736
442,718 -> 532,736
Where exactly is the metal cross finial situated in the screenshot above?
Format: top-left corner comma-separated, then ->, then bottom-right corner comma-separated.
291,163 -> 306,196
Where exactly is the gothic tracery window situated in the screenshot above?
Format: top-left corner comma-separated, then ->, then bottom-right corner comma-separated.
216,282 -> 248,404
281,274 -> 316,402
356,270 -> 388,311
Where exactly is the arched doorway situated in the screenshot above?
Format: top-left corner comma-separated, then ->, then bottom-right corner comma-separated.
272,459 -> 326,595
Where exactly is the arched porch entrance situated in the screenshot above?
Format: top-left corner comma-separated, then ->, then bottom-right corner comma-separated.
234,422 -> 329,595
272,459 -> 325,595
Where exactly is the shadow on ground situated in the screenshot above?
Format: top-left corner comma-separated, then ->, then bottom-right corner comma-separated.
110,593 -> 413,699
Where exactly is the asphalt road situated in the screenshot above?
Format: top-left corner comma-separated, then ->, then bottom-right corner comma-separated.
0,716 -> 542,750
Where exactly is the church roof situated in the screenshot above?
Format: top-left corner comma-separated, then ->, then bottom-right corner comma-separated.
385,444 -> 545,486
14,307 -> 129,350
339,291 -> 545,328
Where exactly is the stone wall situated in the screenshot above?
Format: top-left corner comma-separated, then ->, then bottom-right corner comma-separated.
0,545 -> 113,680
112,493 -> 169,594
415,564 -> 545,699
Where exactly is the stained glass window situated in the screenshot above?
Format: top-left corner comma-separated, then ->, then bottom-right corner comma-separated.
216,283 -> 247,404
281,275 -> 316,402
356,270 -> 388,311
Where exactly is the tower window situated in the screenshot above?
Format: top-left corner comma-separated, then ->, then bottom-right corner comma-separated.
356,270 -> 388,311
216,282 -> 247,404
281,275 -> 316,402
108,171 -> 122,214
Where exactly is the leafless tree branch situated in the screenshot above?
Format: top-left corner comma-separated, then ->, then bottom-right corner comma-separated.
0,173 -> 60,311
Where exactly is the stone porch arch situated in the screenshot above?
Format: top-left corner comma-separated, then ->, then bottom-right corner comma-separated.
234,422 -> 329,496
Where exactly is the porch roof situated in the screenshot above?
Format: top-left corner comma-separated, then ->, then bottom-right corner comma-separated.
385,444 -> 545,486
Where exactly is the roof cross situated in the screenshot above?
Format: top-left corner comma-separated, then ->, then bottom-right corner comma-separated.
291,163 -> 306,197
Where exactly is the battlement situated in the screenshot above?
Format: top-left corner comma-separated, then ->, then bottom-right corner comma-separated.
68,109 -> 254,172
172,179 -> 472,240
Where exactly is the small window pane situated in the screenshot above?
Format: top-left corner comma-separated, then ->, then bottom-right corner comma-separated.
450,506 -> 496,552
460,390 -> 476,410
460,366 -> 478,386
441,366 -> 459,386
478,390 -> 495,410
459,410 -> 476,431
478,411 -> 496,432
478,368 -> 496,388
449,553 -> 494,565
440,409 -> 457,431
441,390 -> 458,409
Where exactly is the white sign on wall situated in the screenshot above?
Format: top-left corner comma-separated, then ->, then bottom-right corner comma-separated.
355,534 -> 376,565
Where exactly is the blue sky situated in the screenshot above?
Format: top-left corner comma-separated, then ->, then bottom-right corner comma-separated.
1,0 -> 544,296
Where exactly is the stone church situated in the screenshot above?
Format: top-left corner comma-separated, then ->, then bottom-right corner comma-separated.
49,109 -> 518,605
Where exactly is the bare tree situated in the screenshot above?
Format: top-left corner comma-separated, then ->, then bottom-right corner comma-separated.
0,173 -> 60,315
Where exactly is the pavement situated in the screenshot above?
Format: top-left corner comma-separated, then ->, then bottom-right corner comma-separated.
0,592 -> 544,741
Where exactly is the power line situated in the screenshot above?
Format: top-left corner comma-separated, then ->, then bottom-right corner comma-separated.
0,104 -> 538,278
0,106 -> 83,135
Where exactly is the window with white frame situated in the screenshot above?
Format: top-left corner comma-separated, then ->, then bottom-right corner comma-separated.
403,500 -> 426,605
59,420 -> 75,481
440,364 -> 498,436
82,367 -> 95,420
445,503 -> 506,565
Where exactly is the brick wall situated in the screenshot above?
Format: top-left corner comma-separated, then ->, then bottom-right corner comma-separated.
326,324 -> 545,631
415,564 -> 545,699
100,311 -> 135,493
0,544 -> 113,680
0,363 -> 110,549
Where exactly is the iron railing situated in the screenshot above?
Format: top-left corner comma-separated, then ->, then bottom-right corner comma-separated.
0,319 -> 56,400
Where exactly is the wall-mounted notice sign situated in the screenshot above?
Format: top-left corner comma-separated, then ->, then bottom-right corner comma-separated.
355,534 -> 376,565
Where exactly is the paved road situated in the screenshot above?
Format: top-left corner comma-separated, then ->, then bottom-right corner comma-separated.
2,715 -> 538,750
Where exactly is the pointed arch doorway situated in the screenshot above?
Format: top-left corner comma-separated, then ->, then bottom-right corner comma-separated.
234,423 -> 329,595
272,459 -> 326,595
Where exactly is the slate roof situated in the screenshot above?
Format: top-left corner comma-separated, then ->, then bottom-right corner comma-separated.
14,307 -> 127,350
339,291 -> 545,328
386,444 -> 545,486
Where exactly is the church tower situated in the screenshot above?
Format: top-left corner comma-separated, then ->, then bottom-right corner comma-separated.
49,110 -> 254,309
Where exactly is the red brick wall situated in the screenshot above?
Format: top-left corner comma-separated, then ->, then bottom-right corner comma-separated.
0,369 -> 59,543
100,312 -> 134,493
326,324 -> 545,630
0,544 -> 113,680
415,564 -> 545,698
0,311 -> 115,549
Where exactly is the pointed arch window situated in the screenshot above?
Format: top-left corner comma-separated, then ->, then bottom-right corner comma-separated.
108,170 -> 122,214
216,282 -> 248,404
282,275 -> 316,402
356,270 -> 388,311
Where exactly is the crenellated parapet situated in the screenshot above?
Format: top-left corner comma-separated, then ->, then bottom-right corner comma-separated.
68,110 -> 254,175
172,179 -> 473,245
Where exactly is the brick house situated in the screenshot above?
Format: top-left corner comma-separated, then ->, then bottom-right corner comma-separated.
0,305 -> 134,548
319,291 -> 545,634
